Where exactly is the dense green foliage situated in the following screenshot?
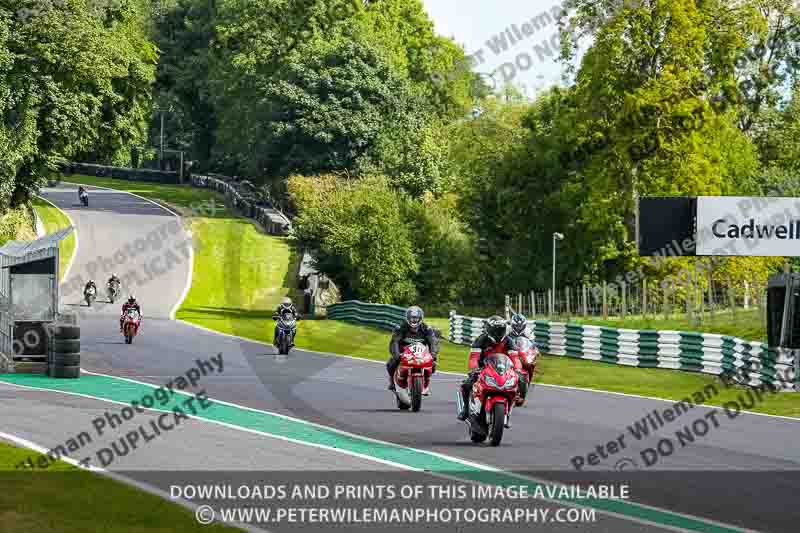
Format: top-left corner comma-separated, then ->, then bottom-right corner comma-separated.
152,0 -> 474,181
0,0 -> 156,209
6,0 -> 800,307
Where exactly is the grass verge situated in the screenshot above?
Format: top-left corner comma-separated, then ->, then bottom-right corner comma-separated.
58,176 -> 799,418
0,441 -> 234,532
31,197 -> 76,281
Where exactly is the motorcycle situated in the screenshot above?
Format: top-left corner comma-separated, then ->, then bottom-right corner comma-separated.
107,281 -> 120,303
507,336 -> 539,407
79,191 -> 88,207
84,285 -> 96,306
273,311 -> 297,355
393,342 -> 434,412
463,353 -> 519,446
122,308 -> 141,344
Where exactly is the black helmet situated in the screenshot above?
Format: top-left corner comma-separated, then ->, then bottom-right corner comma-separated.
128,295 -> 136,303
484,315 -> 508,343
405,306 -> 423,332
510,313 -> 527,335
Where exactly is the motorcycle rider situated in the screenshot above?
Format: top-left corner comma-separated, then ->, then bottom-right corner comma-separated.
107,273 -> 121,291
272,297 -> 298,346
508,313 -> 531,341
457,315 -> 511,421
84,279 -> 97,298
120,295 -> 141,332
78,186 -> 87,202
387,306 -> 439,393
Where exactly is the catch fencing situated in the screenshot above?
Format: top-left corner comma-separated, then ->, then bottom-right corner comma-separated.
449,312 -> 798,392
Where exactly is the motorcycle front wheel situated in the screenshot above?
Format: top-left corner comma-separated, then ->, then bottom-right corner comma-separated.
279,335 -> 289,355
488,402 -> 506,446
410,374 -> 423,412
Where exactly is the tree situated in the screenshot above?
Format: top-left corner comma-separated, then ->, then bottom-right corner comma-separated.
289,174 -> 418,303
0,0 -> 156,209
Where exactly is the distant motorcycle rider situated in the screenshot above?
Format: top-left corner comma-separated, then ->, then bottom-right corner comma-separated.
273,297 -> 298,346
508,313 -> 531,341
457,315 -> 511,421
107,273 -> 121,289
78,186 -> 86,200
84,279 -> 97,296
120,295 -> 141,332
387,306 -> 439,393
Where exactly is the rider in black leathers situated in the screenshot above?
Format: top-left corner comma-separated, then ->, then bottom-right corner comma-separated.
84,279 -> 97,297
387,306 -> 439,392
273,297 -> 298,346
456,315 -> 511,420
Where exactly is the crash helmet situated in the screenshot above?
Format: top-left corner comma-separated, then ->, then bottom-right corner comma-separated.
405,306 -> 424,332
484,315 -> 508,344
280,297 -> 293,309
510,313 -> 528,335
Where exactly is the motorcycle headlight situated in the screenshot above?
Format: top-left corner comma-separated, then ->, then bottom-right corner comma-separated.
483,375 -> 499,389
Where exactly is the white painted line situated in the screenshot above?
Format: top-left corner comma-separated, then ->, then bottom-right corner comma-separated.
1,378 -> 422,474
36,194 -> 79,284
0,431 -> 266,533
34,213 -> 45,238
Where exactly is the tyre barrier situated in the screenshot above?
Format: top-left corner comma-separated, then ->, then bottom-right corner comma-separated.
49,323 -> 80,379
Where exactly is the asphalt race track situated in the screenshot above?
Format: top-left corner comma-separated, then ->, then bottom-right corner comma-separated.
3,182 -> 800,532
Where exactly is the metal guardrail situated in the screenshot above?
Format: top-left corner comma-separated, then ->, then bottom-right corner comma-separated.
326,301 -> 407,331
190,174 -> 291,235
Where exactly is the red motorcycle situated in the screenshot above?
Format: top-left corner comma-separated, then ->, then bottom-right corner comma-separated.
122,308 -> 141,344
466,352 -> 519,446
393,342 -> 434,412
507,336 -> 539,407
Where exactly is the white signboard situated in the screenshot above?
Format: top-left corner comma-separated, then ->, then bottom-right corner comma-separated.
696,196 -> 800,256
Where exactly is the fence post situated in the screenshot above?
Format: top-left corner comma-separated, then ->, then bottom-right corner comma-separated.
602,282 -> 608,319
621,281 -> 627,319
505,295 -> 511,320
582,284 -> 588,317
744,280 -> 750,309
548,290 -> 553,318
531,291 -> 536,317
565,287 -> 570,317
642,279 -> 647,319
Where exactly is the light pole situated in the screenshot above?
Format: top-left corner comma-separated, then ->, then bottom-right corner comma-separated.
154,106 -> 174,169
552,232 -> 564,316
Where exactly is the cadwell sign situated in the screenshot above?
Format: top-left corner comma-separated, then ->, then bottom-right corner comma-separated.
696,196 -> 800,256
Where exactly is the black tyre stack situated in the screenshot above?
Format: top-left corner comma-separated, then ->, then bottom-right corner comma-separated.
49,324 -> 80,379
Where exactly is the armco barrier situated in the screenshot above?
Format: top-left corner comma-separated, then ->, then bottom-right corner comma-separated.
190,174 -> 290,235
327,301 -> 407,330
62,162 -> 180,184
448,312 -> 798,392
58,162 -> 292,236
